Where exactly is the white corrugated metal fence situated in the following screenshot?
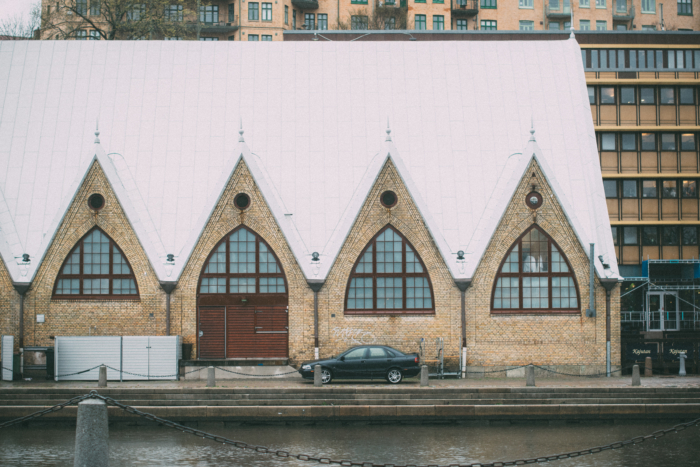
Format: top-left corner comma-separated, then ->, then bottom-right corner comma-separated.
1,335 -> 13,381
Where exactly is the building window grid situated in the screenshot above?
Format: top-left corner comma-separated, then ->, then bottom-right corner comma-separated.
520,0 -> 533,8
678,0 -> 692,15
305,13 -> 315,29
481,0 -> 496,8
582,49 -> 700,71
641,0 -> 655,13
318,14 -> 328,30
199,227 -> 286,295
433,15 -> 444,30
481,20 -> 497,30
200,5 -> 219,23
345,226 -> 434,314
248,3 -> 259,20
54,229 -> 139,298
492,226 -> 580,312
351,15 -> 368,29
456,19 -> 468,30
166,4 -> 183,21
285,5 -> 288,24
90,0 -> 100,16
262,3 -> 272,21
415,14 -> 426,30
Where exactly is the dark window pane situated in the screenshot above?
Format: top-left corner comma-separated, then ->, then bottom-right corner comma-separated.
661,134 -> 676,151
601,133 -> 616,150
600,87 -> 615,104
621,133 -> 636,150
604,180 -> 618,198
640,87 -> 655,104
679,87 -> 695,105
611,226 -> 618,246
682,180 -> 697,198
662,180 -> 678,198
682,227 -> 698,245
662,226 -> 679,246
622,180 -> 637,198
620,87 -> 635,104
681,134 -> 696,151
642,180 -> 657,198
660,87 -> 675,104
642,227 -> 658,246
588,86 -> 595,104
623,227 -> 638,245
641,133 -> 656,151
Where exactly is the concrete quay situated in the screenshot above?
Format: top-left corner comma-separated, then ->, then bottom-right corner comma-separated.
2,376 -> 700,425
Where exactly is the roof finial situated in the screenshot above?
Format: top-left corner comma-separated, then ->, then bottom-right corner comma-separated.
94,119 -> 100,144
239,118 -> 245,143
385,117 -> 392,142
529,117 -> 536,142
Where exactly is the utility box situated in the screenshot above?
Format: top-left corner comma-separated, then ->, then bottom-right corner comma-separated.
1,335 -> 13,381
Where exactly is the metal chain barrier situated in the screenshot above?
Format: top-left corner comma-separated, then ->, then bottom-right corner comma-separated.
531,364 -> 638,378
214,366 -> 300,377
2,391 -> 699,466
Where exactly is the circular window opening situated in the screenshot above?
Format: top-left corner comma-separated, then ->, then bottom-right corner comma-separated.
380,191 -> 397,208
234,193 -> 251,210
526,191 -> 543,209
88,193 -> 105,211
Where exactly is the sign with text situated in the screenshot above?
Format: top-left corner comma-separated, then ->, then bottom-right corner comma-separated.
663,342 -> 695,361
626,343 -> 658,362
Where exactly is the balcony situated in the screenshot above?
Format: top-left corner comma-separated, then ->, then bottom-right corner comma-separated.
187,19 -> 239,33
545,3 -> 571,19
451,0 -> 478,17
613,5 -> 635,22
291,0 -> 319,9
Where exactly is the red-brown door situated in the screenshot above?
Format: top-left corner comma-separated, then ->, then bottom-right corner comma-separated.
226,306 -> 288,358
198,306 -> 226,359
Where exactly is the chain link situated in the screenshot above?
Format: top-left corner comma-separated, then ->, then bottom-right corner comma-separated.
214,367 -> 300,377
1,390 -> 699,466
531,365 -> 637,378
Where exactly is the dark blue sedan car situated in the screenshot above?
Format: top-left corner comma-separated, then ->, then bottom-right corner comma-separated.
298,345 -> 420,384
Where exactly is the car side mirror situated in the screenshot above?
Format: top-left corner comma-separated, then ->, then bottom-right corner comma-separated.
339,356 -> 345,361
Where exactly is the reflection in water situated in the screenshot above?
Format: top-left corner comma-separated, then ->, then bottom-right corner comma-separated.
0,422 -> 698,466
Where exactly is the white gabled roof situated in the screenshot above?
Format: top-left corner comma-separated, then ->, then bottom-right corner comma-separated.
0,39 -> 618,284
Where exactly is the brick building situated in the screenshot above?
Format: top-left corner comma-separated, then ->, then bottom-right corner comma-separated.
0,39 -> 620,376
38,0 -> 696,42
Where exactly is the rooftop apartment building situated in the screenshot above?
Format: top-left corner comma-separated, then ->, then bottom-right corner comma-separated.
38,0 -> 697,42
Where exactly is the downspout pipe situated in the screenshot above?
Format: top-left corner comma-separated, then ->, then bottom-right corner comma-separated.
585,243 -> 596,318
13,283 -> 30,349
454,279 -> 471,379
160,282 -> 178,336
307,280 -> 325,360
601,278 -> 618,377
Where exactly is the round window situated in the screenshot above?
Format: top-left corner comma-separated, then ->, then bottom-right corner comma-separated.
234,193 -> 251,210
526,191 -> 543,209
88,193 -> 105,211
380,191 -> 397,208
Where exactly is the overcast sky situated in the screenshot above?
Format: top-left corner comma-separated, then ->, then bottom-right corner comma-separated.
0,0 -> 37,24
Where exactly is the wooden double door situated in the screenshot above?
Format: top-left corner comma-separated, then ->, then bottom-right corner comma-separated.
198,305 -> 288,359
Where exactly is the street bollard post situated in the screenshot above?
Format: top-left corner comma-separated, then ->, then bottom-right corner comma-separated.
74,398 -> 109,467
632,365 -> 641,386
644,357 -> 652,377
679,352 -> 687,376
526,364 -> 535,387
420,365 -> 429,387
97,365 -> 107,388
206,366 -> 215,387
314,364 -> 322,387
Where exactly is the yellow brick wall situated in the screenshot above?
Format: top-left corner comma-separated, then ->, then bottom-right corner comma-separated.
173,159 -> 313,363
466,157 -> 621,373
24,160 -> 165,346
0,257 -> 20,354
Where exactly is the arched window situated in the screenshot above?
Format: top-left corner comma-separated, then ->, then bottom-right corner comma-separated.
53,228 -> 139,298
198,226 -> 286,295
492,226 -> 580,313
345,226 -> 434,315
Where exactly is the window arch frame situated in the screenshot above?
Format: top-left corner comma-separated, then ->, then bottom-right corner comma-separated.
52,227 -> 140,300
491,225 -> 581,315
197,225 -> 288,298
344,225 -> 435,315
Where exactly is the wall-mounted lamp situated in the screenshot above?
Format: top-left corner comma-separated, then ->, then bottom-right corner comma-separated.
311,252 -> 320,277
456,250 -> 466,274
164,254 -> 175,277
19,254 -> 30,277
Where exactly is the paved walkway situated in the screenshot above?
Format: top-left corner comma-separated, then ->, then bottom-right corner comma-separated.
2,375 -> 700,390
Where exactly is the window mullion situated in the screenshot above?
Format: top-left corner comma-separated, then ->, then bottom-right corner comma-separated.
548,240 -> 552,309
79,243 -> 84,294
518,240 -> 523,310
109,241 -> 113,296
373,239 -> 377,310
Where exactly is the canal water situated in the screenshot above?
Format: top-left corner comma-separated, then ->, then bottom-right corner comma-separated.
0,421 -> 697,466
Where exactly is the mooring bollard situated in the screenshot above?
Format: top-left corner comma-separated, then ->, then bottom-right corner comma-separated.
632,364 -> 641,386
420,365 -> 429,387
314,364 -> 322,387
206,366 -> 215,387
74,398 -> 109,467
644,356 -> 653,377
679,352 -> 687,377
526,364 -> 535,387
97,365 -> 107,388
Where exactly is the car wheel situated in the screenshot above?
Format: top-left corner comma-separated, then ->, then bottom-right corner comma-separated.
386,368 -> 403,384
321,368 -> 333,384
